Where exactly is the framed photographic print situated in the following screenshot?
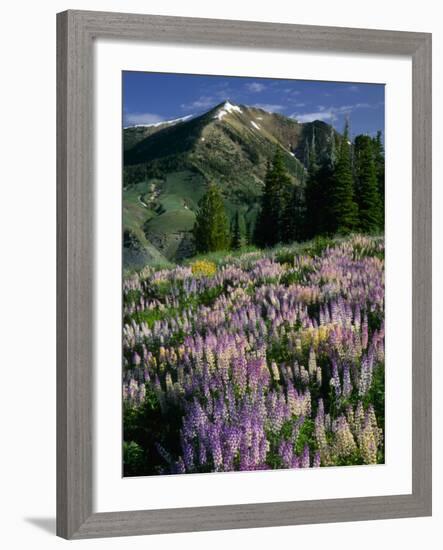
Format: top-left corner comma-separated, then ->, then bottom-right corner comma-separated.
57,10 -> 432,539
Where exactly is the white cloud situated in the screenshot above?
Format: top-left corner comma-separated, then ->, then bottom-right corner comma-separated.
181,96 -> 216,110
292,102 -> 374,123
125,112 -> 165,125
245,82 -> 266,93
294,111 -> 336,123
215,89 -> 231,100
253,103 -> 285,113
271,84 -> 300,96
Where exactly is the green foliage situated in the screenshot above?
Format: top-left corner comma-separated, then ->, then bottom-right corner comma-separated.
123,388 -> 185,476
231,210 -> 245,250
294,419 -> 316,455
329,121 -> 359,234
284,181 -> 306,242
254,148 -> 294,247
354,135 -> 383,233
304,156 -> 334,238
124,288 -> 142,306
128,306 -> 174,327
305,235 -> 335,257
193,182 -> 231,253
299,124 -> 385,242
123,441 -> 146,476
372,130 -> 385,223
198,285 -> 225,306
364,364 -> 385,431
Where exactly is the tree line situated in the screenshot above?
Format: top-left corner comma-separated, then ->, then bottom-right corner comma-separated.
193,121 -> 384,254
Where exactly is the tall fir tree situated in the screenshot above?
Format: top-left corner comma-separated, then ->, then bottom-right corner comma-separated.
354,135 -> 382,233
303,139 -> 311,167
304,135 -> 321,238
231,210 -> 244,250
254,148 -> 292,247
193,182 -> 230,253
329,120 -> 359,234
329,124 -> 337,166
372,130 -> 385,225
245,219 -> 253,246
317,161 -> 336,234
285,183 -> 306,242
276,154 -> 296,243
303,131 -> 336,238
253,160 -> 276,247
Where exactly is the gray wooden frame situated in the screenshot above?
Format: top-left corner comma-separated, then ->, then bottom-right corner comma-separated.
57,9 -> 432,539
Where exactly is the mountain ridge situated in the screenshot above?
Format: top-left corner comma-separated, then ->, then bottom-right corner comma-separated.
123,100 -> 341,267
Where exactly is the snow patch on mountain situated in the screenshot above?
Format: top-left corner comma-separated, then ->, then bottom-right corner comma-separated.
250,121 -> 261,130
214,100 -> 243,120
124,114 -> 194,129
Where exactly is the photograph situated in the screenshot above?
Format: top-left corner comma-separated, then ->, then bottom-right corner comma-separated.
0,0 -> 435,544
122,72 -> 385,477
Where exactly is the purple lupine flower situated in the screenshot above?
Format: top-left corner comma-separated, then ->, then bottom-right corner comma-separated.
279,440 -> 293,468
173,458 -> 186,474
132,351 -> 141,366
342,363 -> 352,398
362,313 -> 369,350
301,445 -> 310,468
181,438 -> 194,471
208,425 -> 223,471
358,352 -> 374,396
330,360 -> 341,398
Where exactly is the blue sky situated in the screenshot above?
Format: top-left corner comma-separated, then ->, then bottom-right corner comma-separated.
123,72 -> 384,137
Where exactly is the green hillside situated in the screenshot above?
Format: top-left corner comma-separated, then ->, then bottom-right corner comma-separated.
123,100 -> 341,266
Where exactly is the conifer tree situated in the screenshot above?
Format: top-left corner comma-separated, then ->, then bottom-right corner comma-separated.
304,138 -> 321,238
303,131 -> 335,238
354,135 -> 382,233
193,182 -> 230,253
254,160 -> 276,247
330,121 -> 359,234
285,183 -> 306,242
372,130 -> 385,225
245,219 -> 253,246
231,210 -> 244,250
274,151 -> 295,243
329,125 -> 337,166
254,148 -> 292,247
303,139 -> 310,167
317,161 -> 336,234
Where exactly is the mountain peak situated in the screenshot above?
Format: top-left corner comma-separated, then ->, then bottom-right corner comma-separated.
213,100 -> 243,120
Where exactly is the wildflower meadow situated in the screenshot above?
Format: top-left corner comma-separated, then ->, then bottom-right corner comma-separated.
122,235 -> 385,476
